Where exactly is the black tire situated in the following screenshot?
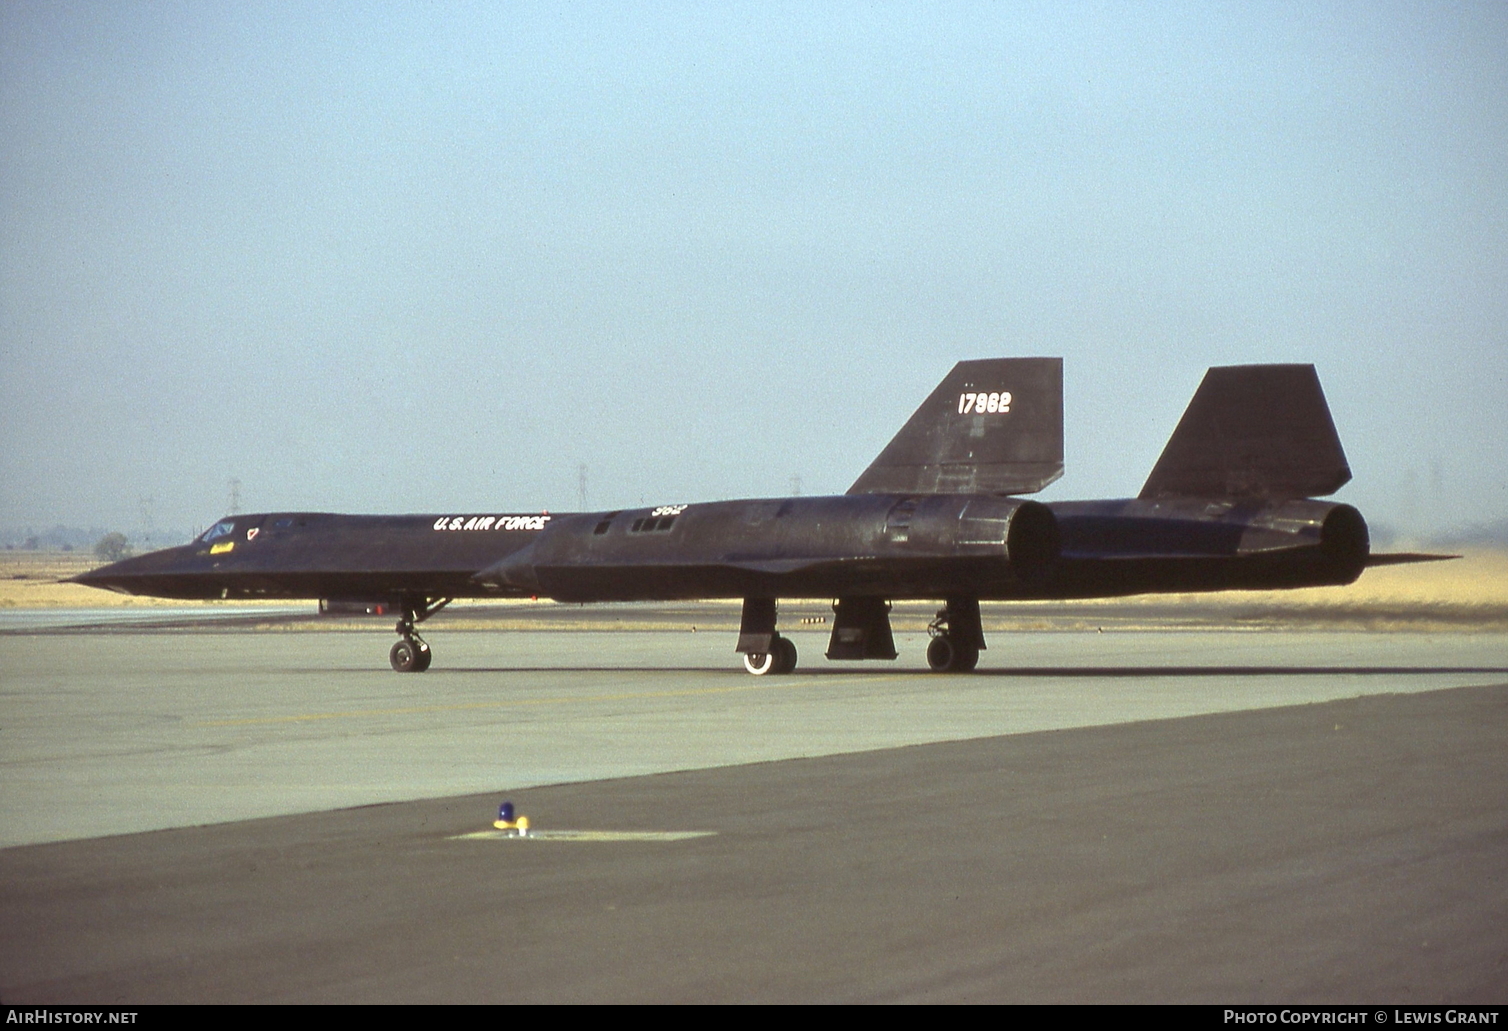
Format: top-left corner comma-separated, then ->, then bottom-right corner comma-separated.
773,635 -> 798,674
927,636 -> 980,673
926,636 -> 954,672
390,638 -> 421,673
414,642 -> 433,672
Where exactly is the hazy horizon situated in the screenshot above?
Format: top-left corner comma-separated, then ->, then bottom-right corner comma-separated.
4,3 -> 1505,539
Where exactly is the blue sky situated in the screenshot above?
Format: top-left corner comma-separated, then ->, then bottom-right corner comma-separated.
2,2 -> 1504,539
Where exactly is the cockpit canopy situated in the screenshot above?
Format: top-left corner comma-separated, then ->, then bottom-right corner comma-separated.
200,519 -> 237,544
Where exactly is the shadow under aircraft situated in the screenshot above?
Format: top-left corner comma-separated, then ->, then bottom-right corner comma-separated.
74,359 -> 1449,674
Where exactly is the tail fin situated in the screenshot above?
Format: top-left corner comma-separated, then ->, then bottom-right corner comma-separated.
848,357 -> 1063,496
1140,364 -> 1351,500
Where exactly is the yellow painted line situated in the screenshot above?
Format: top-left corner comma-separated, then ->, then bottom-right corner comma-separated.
193,674 -> 910,727
450,829 -> 717,842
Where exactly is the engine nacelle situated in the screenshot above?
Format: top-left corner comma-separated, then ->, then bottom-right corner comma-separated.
905,495 -> 1058,582
1319,504 -> 1369,583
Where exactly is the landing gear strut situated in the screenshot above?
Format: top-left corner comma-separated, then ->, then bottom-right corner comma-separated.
927,596 -> 984,673
389,596 -> 451,673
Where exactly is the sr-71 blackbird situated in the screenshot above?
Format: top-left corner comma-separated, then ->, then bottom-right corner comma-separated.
75,359 -> 1439,674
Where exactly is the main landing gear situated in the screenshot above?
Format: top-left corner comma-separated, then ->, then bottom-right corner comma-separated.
738,595 -> 987,674
926,596 -> 985,673
737,598 -> 798,675
389,596 -> 452,673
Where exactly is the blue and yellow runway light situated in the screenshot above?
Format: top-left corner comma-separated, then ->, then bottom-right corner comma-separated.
494,801 -> 530,835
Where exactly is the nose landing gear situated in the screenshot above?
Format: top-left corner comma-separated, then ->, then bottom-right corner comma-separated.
389,596 -> 451,673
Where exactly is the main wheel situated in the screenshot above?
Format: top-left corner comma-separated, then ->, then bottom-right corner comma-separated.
390,638 -> 422,673
743,650 -> 776,676
926,636 -> 954,672
927,636 -> 980,673
772,635 -> 798,674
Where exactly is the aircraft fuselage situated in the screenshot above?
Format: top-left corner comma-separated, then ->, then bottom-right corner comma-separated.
76,492 -> 1366,606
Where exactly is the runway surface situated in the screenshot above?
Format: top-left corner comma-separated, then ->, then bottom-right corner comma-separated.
1,622 -> 1506,1001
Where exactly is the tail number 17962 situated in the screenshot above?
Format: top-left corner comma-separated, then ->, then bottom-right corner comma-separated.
958,391 -> 1011,414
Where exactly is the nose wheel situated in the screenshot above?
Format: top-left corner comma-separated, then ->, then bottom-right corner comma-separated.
390,635 -> 432,673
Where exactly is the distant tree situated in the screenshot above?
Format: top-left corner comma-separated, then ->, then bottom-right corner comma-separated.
94,532 -> 131,562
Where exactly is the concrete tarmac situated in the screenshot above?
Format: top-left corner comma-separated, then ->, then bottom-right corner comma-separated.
4,627 -> 1506,847
1,624 -> 1506,1001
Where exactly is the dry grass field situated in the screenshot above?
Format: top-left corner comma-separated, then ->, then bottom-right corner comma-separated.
3,546 -> 1503,633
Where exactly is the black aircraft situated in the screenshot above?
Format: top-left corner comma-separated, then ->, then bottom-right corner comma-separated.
74,359 -> 1439,674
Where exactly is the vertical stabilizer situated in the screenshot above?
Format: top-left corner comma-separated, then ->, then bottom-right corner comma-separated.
848,358 -> 1063,496
1140,364 -> 1351,500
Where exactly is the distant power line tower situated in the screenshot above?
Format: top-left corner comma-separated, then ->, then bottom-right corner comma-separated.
138,496 -> 155,548
228,478 -> 242,515
578,464 -> 588,511
790,474 -> 802,496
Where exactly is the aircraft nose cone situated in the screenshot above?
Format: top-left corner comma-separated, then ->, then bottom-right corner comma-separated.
68,546 -> 195,595
66,567 -> 111,588
68,553 -> 153,589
